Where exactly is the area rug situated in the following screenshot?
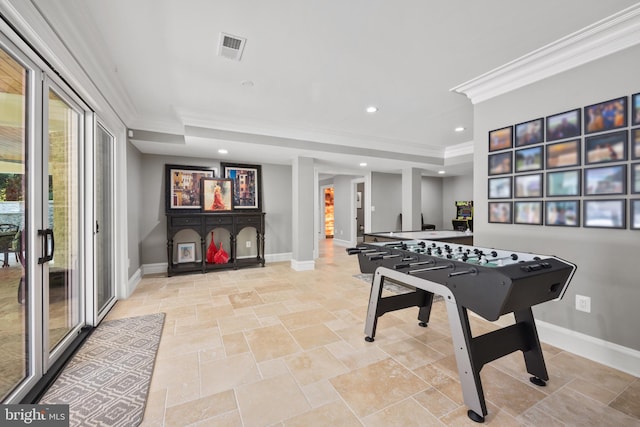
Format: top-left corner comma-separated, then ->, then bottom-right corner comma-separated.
39,312 -> 165,427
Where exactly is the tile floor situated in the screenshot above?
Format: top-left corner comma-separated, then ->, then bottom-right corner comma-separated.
105,240 -> 640,426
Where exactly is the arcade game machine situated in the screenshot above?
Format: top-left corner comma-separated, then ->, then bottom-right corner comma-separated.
452,200 -> 473,231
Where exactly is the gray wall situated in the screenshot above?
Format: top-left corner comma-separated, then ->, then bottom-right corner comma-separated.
333,175 -> 355,241
442,174 -> 474,229
371,172 -> 402,231
126,142 -> 143,277
421,176 -> 444,229
473,44 -> 640,351
137,154 -> 293,266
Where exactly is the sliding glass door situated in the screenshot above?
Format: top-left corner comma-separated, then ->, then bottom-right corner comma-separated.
0,34 -> 95,402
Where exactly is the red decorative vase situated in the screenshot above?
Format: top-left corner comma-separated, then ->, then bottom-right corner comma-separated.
213,242 -> 229,264
206,231 -> 218,263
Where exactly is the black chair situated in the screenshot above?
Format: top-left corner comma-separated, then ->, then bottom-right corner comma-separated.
421,214 -> 435,230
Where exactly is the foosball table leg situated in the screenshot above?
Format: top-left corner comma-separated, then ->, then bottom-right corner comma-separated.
364,270 -> 386,342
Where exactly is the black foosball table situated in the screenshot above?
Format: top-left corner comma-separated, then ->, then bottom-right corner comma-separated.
347,239 -> 576,423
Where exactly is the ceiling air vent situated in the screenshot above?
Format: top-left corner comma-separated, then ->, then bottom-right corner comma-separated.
218,33 -> 247,61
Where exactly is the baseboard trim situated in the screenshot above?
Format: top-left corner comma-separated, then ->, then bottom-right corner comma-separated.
265,252 -> 292,263
290,259 -> 315,271
125,268 -> 142,298
536,320 -> 640,377
331,238 -> 352,247
142,262 -> 168,275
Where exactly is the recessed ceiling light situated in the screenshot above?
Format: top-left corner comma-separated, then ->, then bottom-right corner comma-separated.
438,170 -> 446,174
454,126 -> 465,132
365,106 -> 378,113
218,149 -> 228,154
359,162 -> 367,167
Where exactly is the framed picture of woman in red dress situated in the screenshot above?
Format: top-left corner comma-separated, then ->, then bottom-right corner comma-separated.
202,178 -> 233,212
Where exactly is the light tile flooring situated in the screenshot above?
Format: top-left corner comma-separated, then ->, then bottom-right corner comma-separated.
105,240 -> 640,426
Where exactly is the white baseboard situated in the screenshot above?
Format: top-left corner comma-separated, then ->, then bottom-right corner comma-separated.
124,268 -> 142,299
265,252 -> 292,263
331,238 -> 352,247
536,320 -> 640,377
142,262 -> 168,275
290,259 -> 315,271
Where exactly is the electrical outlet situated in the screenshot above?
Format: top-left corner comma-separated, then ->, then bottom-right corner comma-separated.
575,295 -> 591,313
246,241 -> 251,248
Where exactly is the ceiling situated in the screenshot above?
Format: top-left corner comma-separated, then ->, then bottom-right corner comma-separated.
32,0 -> 639,176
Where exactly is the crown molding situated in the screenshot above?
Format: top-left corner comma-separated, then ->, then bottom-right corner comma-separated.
451,4 -> 640,104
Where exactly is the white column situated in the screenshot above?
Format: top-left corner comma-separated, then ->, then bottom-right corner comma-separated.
291,156 -> 315,271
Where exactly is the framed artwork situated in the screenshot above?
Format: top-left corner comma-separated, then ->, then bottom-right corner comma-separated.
546,139 -> 580,169
514,201 -> 543,225
632,163 -> 640,194
515,118 -> 544,147
202,178 -> 233,212
356,191 -> 362,208
633,92 -> 640,126
546,109 -> 581,142
545,200 -> 579,227
633,128 -> 640,160
488,151 -> 512,175
177,242 -> 196,263
584,96 -> 627,134
584,164 -> 626,196
514,173 -> 543,198
222,163 -> 262,210
584,130 -> 627,164
488,202 -> 512,224
583,199 -> 626,229
488,176 -> 511,199
515,146 -> 543,172
547,169 -> 581,197
631,199 -> 640,230
488,126 -> 513,152
165,164 -> 216,212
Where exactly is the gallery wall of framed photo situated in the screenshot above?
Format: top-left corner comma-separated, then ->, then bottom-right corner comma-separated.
488,92 -> 640,230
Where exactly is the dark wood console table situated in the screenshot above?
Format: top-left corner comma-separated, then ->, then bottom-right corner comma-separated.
166,212 -> 265,276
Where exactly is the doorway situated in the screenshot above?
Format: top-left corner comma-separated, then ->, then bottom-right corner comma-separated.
323,187 -> 334,238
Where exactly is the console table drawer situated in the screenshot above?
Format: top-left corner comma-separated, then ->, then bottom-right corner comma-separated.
236,216 -> 262,225
171,217 -> 202,227
206,216 -> 233,226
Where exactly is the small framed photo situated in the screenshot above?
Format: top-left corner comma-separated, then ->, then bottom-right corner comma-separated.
488,126 -> 513,152
488,176 -> 512,199
177,242 -> 196,263
488,151 -> 512,175
222,163 -> 262,211
489,202 -> 512,224
632,128 -> 640,160
583,199 -> 626,229
545,200 -> 579,227
584,96 -> 627,134
546,109 -> 581,142
631,199 -> 640,230
514,201 -> 543,225
515,146 -> 543,172
633,93 -> 640,126
585,130 -> 627,165
202,178 -> 233,212
584,164 -> 626,195
547,169 -> 581,197
514,173 -> 543,198
515,118 -> 544,147
165,164 -> 216,212
632,163 -> 640,194
546,139 -> 581,169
